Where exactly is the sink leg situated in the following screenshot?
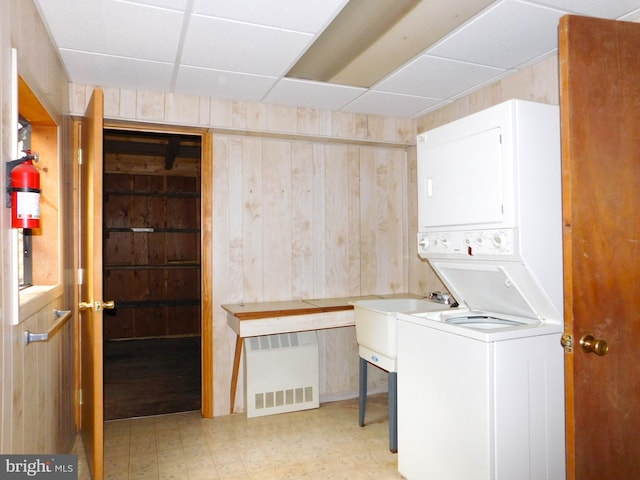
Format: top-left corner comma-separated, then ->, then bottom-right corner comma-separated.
389,371 -> 397,453
359,357 -> 367,427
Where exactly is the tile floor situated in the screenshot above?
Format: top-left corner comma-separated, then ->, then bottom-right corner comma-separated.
74,394 -> 404,479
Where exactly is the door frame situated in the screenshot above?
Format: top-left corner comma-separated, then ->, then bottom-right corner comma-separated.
75,119 -> 214,423
104,120 -> 214,418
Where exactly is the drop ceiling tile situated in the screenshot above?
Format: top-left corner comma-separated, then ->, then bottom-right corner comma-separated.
192,0 -> 349,33
34,0 -> 184,62
125,0 -> 188,9
181,15 -> 313,76
428,0 -> 565,69
59,50 -> 174,91
342,91 -> 442,118
529,0 -> 640,19
263,79 -> 365,110
175,66 -> 278,101
375,55 -> 505,100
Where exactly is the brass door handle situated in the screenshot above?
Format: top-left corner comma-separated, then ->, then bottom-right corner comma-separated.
98,300 -> 115,311
580,334 -> 609,356
79,301 -> 92,311
78,300 -> 115,312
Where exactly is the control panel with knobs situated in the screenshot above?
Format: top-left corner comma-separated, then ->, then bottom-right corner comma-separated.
418,229 -> 516,258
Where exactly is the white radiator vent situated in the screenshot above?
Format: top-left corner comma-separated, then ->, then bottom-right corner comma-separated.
244,331 -> 319,418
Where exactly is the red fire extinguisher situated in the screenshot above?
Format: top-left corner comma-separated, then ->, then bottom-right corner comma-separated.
9,153 -> 40,229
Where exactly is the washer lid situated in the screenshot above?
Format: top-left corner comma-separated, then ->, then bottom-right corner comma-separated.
446,315 -> 530,328
431,261 -> 545,320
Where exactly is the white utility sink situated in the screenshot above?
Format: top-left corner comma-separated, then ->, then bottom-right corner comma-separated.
353,298 -> 449,371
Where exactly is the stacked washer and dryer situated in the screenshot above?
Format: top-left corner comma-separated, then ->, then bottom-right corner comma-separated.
397,100 -> 566,479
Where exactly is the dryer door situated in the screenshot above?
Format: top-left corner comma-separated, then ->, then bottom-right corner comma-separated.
418,126 -> 503,230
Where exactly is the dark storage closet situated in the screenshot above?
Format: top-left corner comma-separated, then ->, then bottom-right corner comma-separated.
102,129 -> 202,420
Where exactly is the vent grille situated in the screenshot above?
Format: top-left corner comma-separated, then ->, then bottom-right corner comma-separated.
248,332 -> 301,351
254,386 -> 314,410
244,331 -> 319,418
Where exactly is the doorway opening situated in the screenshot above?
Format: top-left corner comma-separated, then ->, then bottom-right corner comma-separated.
101,128 -> 202,420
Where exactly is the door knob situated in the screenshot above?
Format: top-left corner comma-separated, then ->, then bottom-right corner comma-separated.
79,301 -> 92,311
579,334 -> 609,356
78,300 -> 115,312
97,300 -> 115,311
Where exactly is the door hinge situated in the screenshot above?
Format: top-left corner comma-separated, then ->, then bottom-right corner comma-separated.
561,333 -> 573,353
78,148 -> 83,165
78,268 -> 84,285
78,388 -> 83,406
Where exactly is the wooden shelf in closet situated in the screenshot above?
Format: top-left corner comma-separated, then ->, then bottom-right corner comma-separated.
105,263 -> 200,271
102,139 -> 201,340
104,189 -> 200,198
114,299 -> 201,309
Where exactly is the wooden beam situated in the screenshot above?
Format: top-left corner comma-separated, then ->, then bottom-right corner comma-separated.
103,139 -> 201,159
164,135 -> 181,170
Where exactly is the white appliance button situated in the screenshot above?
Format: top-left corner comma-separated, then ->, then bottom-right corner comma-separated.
493,232 -> 507,248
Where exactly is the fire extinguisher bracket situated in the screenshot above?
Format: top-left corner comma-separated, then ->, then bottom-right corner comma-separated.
5,158 -> 27,209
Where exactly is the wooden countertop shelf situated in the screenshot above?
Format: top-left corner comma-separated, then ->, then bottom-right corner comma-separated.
222,293 -> 421,413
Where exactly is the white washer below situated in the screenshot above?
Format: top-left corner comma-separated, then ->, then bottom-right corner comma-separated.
396,310 -> 565,480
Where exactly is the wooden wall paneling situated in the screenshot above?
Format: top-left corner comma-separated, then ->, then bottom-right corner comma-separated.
262,140 -> 293,301
104,270 -> 130,301
324,145 -> 353,297
379,148 -> 405,293
296,107 -> 319,135
105,153 -> 200,177
131,233 -> 149,265
168,306 -> 200,336
358,147 -> 377,295
170,268 -> 198,300
103,193 -> 129,228
346,145 -> 363,297
238,137 -> 261,302
134,307 -> 166,337
31,125 -> 60,285
104,232 -> 131,264
311,144 -> 327,297
103,133 -> 201,340
166,232 -> 197,263
12,296 -> 74,453
267,104 -> 297,133
366,115 -> 394,143
325,326 -> 360,395
211,135 -> 241,414
104,308 -> 134,340
363,146 -> 409,389
291,142 -> 315,300
147,233 -> 164,265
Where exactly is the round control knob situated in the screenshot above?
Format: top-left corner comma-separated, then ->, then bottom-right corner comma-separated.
493,232 -> 507,249
418,236 -> 430,250
475,237 -> 483,245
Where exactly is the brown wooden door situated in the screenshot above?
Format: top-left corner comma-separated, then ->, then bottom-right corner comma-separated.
559,15 -> 640,480
79,88 -> 106,480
